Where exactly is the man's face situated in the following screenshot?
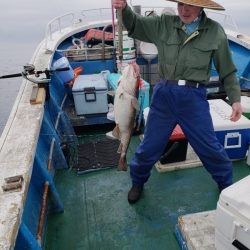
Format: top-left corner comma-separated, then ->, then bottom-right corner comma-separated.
177,3 -> 202,24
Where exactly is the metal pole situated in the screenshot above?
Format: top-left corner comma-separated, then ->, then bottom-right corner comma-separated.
111,0 -> 116,42
117,9 -> 123,62
37,181 -> 49,246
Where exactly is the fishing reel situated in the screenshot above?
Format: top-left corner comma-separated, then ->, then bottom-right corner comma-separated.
23,64 -> 35,75
0,64 -> 70,101
22,64 -> 52,101
22,64 -> 50,87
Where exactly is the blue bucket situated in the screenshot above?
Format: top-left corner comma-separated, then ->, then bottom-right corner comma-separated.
53,57 -> 74,84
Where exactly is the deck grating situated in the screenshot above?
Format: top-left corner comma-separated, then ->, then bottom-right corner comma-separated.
75,138 -> 120,174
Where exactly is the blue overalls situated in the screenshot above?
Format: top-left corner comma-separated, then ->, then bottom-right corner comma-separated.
129,80 -> 233,190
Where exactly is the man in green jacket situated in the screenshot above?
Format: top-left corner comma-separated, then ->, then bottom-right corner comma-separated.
113,0 -> 242,204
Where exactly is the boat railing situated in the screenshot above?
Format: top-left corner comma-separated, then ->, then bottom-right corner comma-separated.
61,45 -> 115,61
205,10 -> 239,33
45,13 -> 75,48
139,6 -> 239,33
45,8 -> 113,50
45,6 -> 240,51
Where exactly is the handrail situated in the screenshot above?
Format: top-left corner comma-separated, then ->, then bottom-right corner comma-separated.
205,10 -> 239,33
45,13 -> 75,49
139,6 -> 239,33
102,24 -> 113,59
45,8 -> 113,49
44,5 -> 240,50
81,8 -> 112,21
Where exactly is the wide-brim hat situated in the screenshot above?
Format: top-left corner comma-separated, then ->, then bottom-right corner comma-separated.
166,0 -> 225,10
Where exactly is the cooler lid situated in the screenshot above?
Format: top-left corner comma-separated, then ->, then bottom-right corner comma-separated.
241,96 -> 250,113
72,72 -> 108,92
208,99 -> 250,131
218,175 -> 250,220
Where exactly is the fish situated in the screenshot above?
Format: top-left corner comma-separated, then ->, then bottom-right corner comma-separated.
112,62 -> 140,171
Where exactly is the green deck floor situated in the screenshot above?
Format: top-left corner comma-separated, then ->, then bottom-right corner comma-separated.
44,135 -> 250,250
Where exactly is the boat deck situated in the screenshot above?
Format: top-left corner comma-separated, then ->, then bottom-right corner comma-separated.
44,129 -> 250,250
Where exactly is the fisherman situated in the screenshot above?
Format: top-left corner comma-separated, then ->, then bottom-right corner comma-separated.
112,0 -> 242,204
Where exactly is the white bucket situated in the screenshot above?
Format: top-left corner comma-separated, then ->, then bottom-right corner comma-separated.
115,31 -> 136,72
116,50 -> 136,60
114,38 -> 135,51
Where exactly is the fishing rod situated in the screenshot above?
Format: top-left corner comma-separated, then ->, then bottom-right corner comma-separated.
0,64 -> 70,81
0,64 -> 70,100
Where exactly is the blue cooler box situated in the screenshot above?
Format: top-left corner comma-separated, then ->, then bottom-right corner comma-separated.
107,73 -> 150,111
209,99 -> 250,160
72,72 -> 109,115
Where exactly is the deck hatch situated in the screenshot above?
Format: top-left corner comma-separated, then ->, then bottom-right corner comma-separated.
75,138 -> 120,174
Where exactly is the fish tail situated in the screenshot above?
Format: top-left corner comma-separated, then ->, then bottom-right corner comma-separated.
118,155 -> 128,171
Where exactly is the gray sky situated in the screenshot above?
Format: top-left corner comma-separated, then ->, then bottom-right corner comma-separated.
0,0 -> 248,42
0,0 -> 249,71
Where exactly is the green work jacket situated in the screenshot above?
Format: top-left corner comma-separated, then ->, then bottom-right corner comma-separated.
122,5 -> 241,104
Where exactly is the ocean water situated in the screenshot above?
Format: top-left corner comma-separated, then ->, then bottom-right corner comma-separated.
0,0 -> 249,134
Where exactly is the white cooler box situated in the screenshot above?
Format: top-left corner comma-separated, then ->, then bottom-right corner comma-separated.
241,96 -> 250,119
209,99 -> 250,160
72,72 -> 108,115
215,175 -> 250,250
